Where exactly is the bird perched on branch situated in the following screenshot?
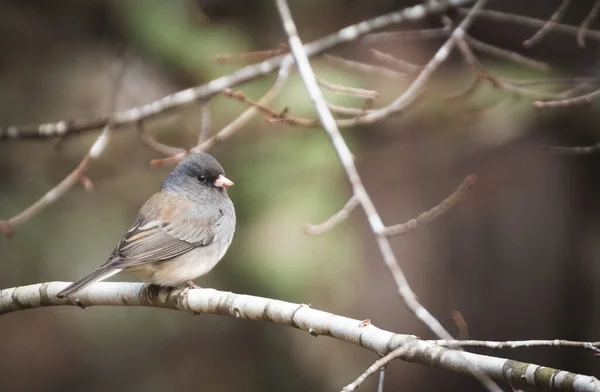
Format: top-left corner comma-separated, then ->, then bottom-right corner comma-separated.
57,153 -> 236,298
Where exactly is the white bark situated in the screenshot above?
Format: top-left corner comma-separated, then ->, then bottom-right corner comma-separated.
1,282 -> 599,392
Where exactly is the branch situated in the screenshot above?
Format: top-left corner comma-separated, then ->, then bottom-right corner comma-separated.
431,339 -> 600,354
0,0 -> 474,141
523,0 -> 572,48
1,282 -> 599,392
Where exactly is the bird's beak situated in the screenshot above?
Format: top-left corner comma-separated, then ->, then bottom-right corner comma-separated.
214,175 -> 234,188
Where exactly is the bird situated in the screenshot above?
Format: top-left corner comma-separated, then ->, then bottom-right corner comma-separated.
56,152 -> 236,298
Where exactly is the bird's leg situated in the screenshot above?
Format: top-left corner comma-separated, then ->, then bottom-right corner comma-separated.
186,280 -> 201,289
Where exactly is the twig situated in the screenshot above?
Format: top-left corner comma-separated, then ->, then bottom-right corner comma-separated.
221,88 -> 318,126
0,0 -> 475,141
0,53 -> 130,236
277,1 -> 502,390
326,102 -> 373,117
323,55 -> 406,80
277,0 -> 475,339
578,0 -> 600,47
431,339 -> 600,354
198,103 -> 211,144
342,347 -> 408,392
3,282 -> 599,392
445,78 -> 483,101
523,0 -> 572,47
384,175 -> 476,236
0,128 -> 110,237
136,122 -> 186,156
533,88 -> 600,108
362,27 -> 451,43
464,35 -> 550,71
541,143 -> 600,155
316,76 -> 380,99
369,49 -> 422,74
193,56 -> 294,152
216,43 -> 289,63
304,196 -> 359,235
451,310 -> 469,339
458,8 -> 600,42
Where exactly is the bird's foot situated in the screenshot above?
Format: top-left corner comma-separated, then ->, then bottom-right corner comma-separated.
186,280 -> 201,290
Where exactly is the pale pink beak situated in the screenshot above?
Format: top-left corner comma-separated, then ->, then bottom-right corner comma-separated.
214,174 -> 234,188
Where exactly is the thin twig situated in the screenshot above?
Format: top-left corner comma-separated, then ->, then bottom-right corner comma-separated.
0,0 -> 475,140
578,0 -> 600,47
342,348 -> 408,392
216,43 -> 289,63
445,78 -> 483,101
533,88 -> 600,108
194,56 -> 295,152
464,35 -> 550,71
362,27 -> 451,43
198,103 -> 211,144
0,53 -> 130,236
431,339 -> 600,354
323,54 -> 406,80
458,8 -> 600,42
523,0 -> 572,47
316,76 -> 380,99
304,196 -> 359,235
369,49 -> 422,74
277,1 -> 500,389
384,175 -> 477,236
326,102 -> 373,117
137,122 -> 186,156
451,310 -> 469,339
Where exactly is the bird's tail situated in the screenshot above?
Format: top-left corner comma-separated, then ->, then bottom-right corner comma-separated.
56,267 -> 123,298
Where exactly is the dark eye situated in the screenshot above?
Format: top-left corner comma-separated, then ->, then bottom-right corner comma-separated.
197,175 -> 207,183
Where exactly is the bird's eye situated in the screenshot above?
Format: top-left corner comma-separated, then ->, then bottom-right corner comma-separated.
197,175 -> 207,183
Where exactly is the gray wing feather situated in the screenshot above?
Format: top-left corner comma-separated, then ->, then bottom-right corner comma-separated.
108,214 -> 218,269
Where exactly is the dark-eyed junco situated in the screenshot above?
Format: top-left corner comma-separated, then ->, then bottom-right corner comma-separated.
56,152 -> 236,298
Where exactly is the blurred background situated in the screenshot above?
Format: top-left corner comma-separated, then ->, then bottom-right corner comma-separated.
1,0 -> 600,391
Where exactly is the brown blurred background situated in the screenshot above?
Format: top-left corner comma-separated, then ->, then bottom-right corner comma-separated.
1,0 -> 600,391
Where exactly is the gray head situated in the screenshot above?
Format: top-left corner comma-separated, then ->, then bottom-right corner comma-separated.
162,153 -> 234,200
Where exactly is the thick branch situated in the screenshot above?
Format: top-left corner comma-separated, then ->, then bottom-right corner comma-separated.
1,282 -> 599,392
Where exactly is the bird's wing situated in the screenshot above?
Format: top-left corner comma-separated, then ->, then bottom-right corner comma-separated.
105,193 -> 220,268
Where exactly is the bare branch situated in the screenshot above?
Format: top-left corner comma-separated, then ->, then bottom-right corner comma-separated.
197,103 -> 211,144
0,52 -> 130,236
369,49 -> 422,74
136,122 -> 186,156
316,76 -> 380,99
343,347 -> 408,392
194,57 -> 295,152
276,0 -> 480,340
384,175 -> 477,236
0,128 -> 110,237
464,35 -> 550,71
523,0 -> 572,47
458,8 -> 600,42
1,0 -> 474,140
2,282 -> 599,392
431,339 -> 600,354
362,27 -> 450,43
578,0 -> 600,47
323,54 -> 406,80
304,196 -> 359,235
534,88 -> 600,108
216,43 -> 289,63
